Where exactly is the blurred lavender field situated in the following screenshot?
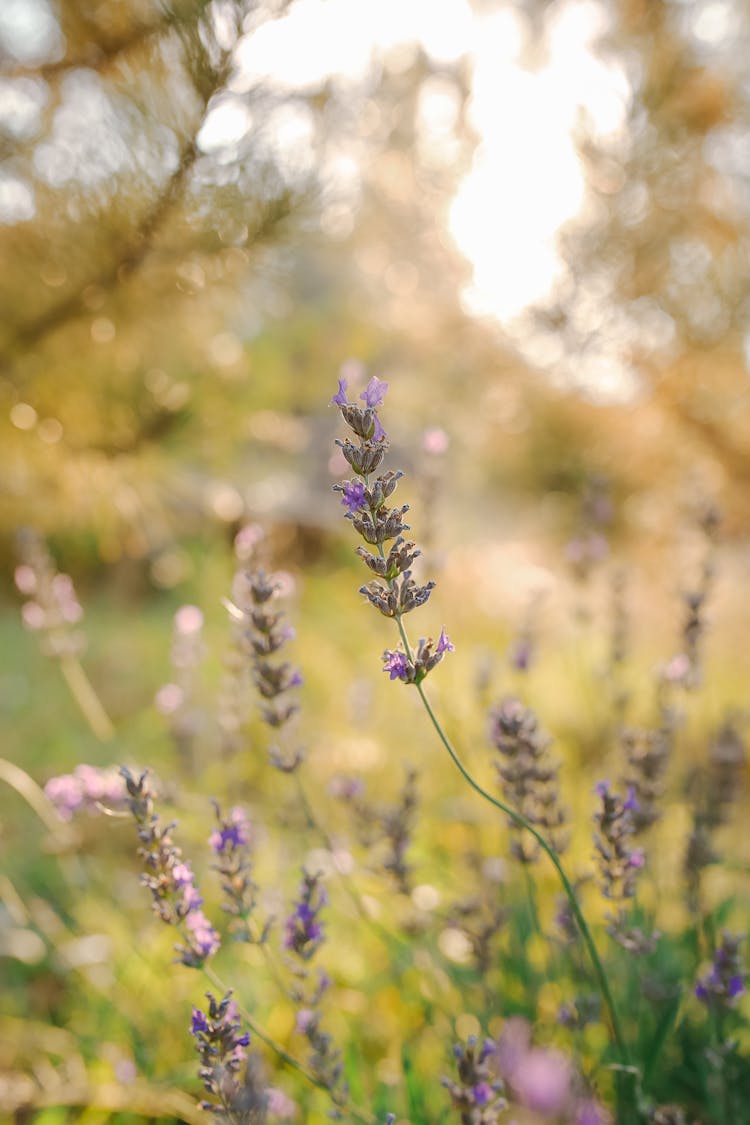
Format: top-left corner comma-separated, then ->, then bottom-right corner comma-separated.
2,2 -> 750,1123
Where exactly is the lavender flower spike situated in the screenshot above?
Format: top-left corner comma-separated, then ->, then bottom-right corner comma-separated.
695,932 -> 745,1009
191,992 -> 263,1121
284,870 -> 327,960
120,767 -> 220,967
332,370 -> 453,686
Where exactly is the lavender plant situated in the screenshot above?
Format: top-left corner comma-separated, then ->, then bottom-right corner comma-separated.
223,536 -> 304,771
329,370 -> 634,1095
121,766 -> 221,966
488,697 -> 567,863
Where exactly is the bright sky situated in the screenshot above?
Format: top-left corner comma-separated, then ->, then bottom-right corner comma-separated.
450,3 -> 629,322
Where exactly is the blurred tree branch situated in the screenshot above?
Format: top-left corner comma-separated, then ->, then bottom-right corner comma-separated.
5,0 -> 214,81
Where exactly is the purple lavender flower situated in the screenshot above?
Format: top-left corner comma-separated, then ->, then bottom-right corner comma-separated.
120,768 -> 220,967
623,786 -> 639,813
593,780 -> 656,953
331,377 -> 349,406
489,699 -> 567,863
190,992 -> 263,1120
359,375 -> 388,408
267,1087 -> 298,1118
383,649 -> 410,681
45,764 -> 126,820
295,1008 -> 316,1034
728,975 -> 745,998
473,1082 -> 493,1106
283,871 -> 327,960
695,932 -> 745,1009
512,1046 -> 572,1115
172,862 -> 195,886
14,530 -> 86,658
282,873 -> 347,1111
594,782 -> 644,897
442,1035 -> 506,1123
331,374 -> 455,689
437,626 -> 455,654
224,556 -> 305,767
209,803 -> 260,941
185,911 -> 221,960
209,806 -> 251,853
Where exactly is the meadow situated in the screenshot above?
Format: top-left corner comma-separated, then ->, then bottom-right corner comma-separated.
3,373 -> 749,1125
3,2 -> 750,1121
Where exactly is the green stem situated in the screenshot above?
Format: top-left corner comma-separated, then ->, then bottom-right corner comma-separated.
413,678 -> 631,1068
363,478 -> 632,1099
59,654 -> 115,742
521,861 -> 542,942
0,756 -> 76,847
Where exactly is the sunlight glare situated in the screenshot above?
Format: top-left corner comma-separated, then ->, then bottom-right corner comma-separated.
449,0 -> 629,324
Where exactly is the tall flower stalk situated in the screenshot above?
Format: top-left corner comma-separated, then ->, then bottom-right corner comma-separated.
329,374 -> 632,1084
121,767 -> 221,967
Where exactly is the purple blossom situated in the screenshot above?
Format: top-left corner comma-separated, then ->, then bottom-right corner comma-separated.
512,1046 -> 571,1115
331,377 -> 349,406
266,1087 -> 297,1119
594,780 -> 610,798
295,1008 -> 316,1034
209,806 -> 251,853
339,480 -> 366,514
284,903 -> 321,949
359,375 -> 388,408
44,765 -> 126,820
121,768 -> 220,966
728,974 -> 745,999
472,1082 -> 493,1106
443,1036 -> 506,1121
695,934 -> 745,1007
190,992 -> 256,1117
182,884 -> 204,911
383,649 -> 409,680
172,862 -> 195,886
283,872 -> 327,960
623,786 -> 639,813
185,910 -> 221,959
436,626 -> 455,654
